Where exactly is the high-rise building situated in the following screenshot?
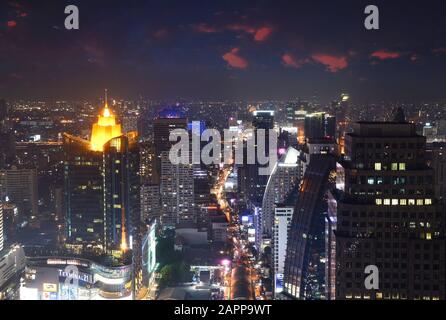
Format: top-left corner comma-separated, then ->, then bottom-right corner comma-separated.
141,183 -> 160,222
329,119 -> 445,300
262,147 -> 300,237
0,133 -> 15,169
63,133 -> 104,247
122,115 -> 139,134
0,245 -> 26,300
153,116 -> 188,184
140,139 -> 157,184
252,110 -> 275,131
427,142 -> 446,204
283,155 -> 335,300
0,203 -> 3,252
273,205 -> 294,296
64,95 -> 140,256
1,202 -> 18,247
103,132 -> 140,252
333,93 -> 350,154
423,123 -> 437,143
0,167 -> 38,219
160,151 -> 194,228
0,99 -> 8,133
193,167 -> 213,227
304,112 -> 336,141
241,110 -> 275,207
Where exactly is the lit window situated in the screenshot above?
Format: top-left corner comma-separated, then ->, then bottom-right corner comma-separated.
392,199 -> 399,206
384,199 -> 391,206
400,199 -> 407,206
375,199 -> 383,205
408,199 -> 415,205
367,177 -> 375,185
425,199 -> 432,205
391,163 -> 398,171
374,163 -> 382,171
417,199 -> 424,206
399,163 -> 406,171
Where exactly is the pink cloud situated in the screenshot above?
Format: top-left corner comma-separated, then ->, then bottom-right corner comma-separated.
282,53 -> 308,69
194,23 -> 218,34
226,23 -> 256,34
311,54 -> 348,72
7,20 -> 17,28
370,50 -> 402,60
254,27 -> 272,42
222,48 -> 248,69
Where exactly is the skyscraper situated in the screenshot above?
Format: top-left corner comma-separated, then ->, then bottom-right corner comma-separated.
141,183 -> 160,222
273,205 -> 294,296
160,151 -> 194,228
333,93 -> 350,154
262,147 -> 300,237
64,94 -> 140,255
0,167 -> 38,220
153,116 -> 188,184
241,110 -> 275,207
330,119 -> 445,300
304,112 -> 336,141
140,140 -> 156,184
0,203 -> 3,252
283,155 -> 335,300
427,142 -> 446,204
63,133 -> 104,247
103,132 -> 140,252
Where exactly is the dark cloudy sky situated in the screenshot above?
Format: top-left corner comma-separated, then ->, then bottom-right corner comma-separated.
1,0 -> 446,103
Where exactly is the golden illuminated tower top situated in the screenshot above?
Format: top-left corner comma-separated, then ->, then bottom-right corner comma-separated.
90,89 -> 122,151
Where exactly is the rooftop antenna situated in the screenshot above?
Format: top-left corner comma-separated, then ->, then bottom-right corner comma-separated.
104,88 -> 108,108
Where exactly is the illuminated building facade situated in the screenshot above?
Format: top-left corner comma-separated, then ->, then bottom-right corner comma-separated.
141,183 -> 160,222
21,256 -> 133,300
0,167 -> 38,219
153,116 -> 188,184
331,119 -> 445,300
240,110 -> 275,209
160,151 -> 195,228
304,112 -> 336,141
273,205 -> 294,296
262,147 -> 300,237
0,245 -> 26,300
283,155 -> 335,300
64,97 -> 140,255
334,93 -> 350,155
103,132 -> 140,252
64,134 -> 104,247
140,139 -> 157,184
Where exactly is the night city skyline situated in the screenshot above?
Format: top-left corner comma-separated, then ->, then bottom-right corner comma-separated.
1,0 -> 446,103
1,0 -> 446,307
